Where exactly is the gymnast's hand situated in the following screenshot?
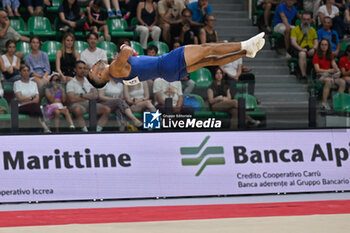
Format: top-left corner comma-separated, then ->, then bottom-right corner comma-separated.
120,44 -> 138,56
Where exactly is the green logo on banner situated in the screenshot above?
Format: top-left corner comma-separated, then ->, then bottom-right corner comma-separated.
180,136 -> 225,176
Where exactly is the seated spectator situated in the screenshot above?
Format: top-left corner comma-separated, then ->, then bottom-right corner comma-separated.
188,0 -> 211,25
0,81 -> 3,98
208,67 -> 260,129
303,0 -> 321,22
44,73 -> 75,132
317,17 -> 340,57
344,4 -> 350,34
57,0 -> 86,33
172,40 -> 195,94
313,39 -> 345,110
98,79 -> 142,131
334,0 -> 346,11
81,32 -> 108,68
56,32 -> 80,83
318,0 -> 346,38
22,0 -> 43,16
221,39 -> 257,97
188,0 -> 212,37
25,36 -> 50,92
273,0 -> 298,56
158,0 -> 184,45
86,0 -> 111,42
119,0 -> 139,21
0,40 -> 21,82
0,11 -> 30,56
199,14 -> 218,44
171,8 -> 198,45
136,0 -> 161,49
13,64 -> 51,133
290,12 -> 318,80
2,0 -> 20,17
338,45 -> 350,94
153,77 -> 194,115
123,81 -> 156,113
102,0 -> 122,17
257,0 -> 280,33
66,60 -> 111,132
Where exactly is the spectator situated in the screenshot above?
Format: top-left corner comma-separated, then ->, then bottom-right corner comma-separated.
44,73 -> 75,132
98,79 -> 142,131
0,10 -> 29,56
334,0 -> 346,11
188,0 -> 211,25
119,0 -> 140,21
135,0 -> 161,49
313,38 -> 345,110
317,16 -> 340,57
0,40 -> 21,82
338,45 -> 350,94
290,12 -> 318,80
102,0 -> 122,17
57,0 -> 86,33
208,67 -> 260,129
343,4 -> 350,34
158,0 -> 184,45
172,40 -> 195,94
0,81 -> 3,98
22,0 -> 43,16
66,60 -> 111,132
25,36 -> 50,92
318,0 -> 345,38
303,0 -> 321,22
199,14 -> 218,44
221,39 -> 257,97
56,32 -> 80,83
153,77 -> 194,115
171,8 -> 198,45
13,64 -> 51,133
257,0 -> 280,33
81,32 -> 107,68
86,0 -> 111,41
123,81 -> 156,113
273,0 -> 298,55
3,0 -> 20,17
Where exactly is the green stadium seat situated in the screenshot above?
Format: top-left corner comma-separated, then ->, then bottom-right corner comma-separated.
189,68 -> 212,88
28,16 -> 57,37
130,40 -> 144,55
333,93 -> 350,112
107,18 -> 135,38
10,17 -> 30,36
41,41 -> 62,63
16,41 -> 31,59
340,41 -> 350,52
130,17 -> 138,26
0,98 -> 29,120
47,0 -> 62,13
75,40 -> 88,54
97,41 -> 117,60
235,93 -> 266,119
147,41 -> 169,56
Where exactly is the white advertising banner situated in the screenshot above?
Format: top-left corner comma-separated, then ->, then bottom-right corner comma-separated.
0,129 -> 350,203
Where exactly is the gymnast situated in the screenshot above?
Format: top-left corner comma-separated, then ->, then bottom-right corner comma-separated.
86,32 -> 265,88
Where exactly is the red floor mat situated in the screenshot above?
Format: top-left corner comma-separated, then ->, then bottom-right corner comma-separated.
1,200 -> 350,227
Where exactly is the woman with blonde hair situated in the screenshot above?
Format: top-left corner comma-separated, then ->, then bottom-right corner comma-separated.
56,32 -> 80,83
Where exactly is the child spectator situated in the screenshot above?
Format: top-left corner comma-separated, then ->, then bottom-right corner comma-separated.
102,0 -> 122,17
86,0 -> 111,41
56,32 -> 80,83
44,73 -> 75,132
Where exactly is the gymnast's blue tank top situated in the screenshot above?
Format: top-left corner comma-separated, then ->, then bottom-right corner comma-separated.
125,56 -> 160,81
